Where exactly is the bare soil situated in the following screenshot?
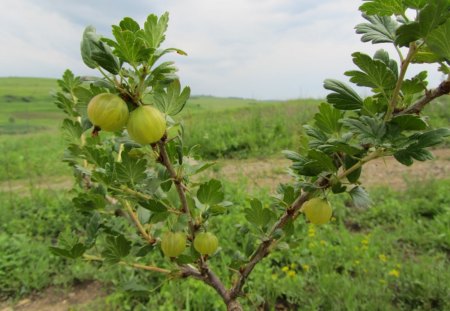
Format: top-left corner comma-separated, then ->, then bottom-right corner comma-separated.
0,281 -> 106,311
209,148 -> 450,192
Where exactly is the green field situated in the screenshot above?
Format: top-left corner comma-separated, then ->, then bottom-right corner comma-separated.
1,77 -> 449,310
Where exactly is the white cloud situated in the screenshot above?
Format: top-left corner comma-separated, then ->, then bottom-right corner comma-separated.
0,0 -> 444,99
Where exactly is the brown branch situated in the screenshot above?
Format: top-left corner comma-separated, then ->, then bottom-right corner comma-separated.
396,79 -> 450,116
181,264 -> 238,309
157,140 -> 196,237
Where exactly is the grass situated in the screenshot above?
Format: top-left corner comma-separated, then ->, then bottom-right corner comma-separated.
0,77 -> 449,309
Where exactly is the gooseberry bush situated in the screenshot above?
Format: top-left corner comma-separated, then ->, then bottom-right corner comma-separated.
52,1 -> 450,310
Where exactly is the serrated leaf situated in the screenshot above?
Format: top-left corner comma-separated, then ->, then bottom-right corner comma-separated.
401,71 -> 428,95
101,234 -> 131,264
197,179 -> 224,205
391,115 -> 428,131
395,0 -> 450,46
324,79 -> 363,110
341,116 -> 386,145
73,192 -> 106,212
58,69 -> 82,93
314,102 -> 343,134
107,26 -> 151,66
345,52 -> 397,92
61,119 -> 83,143
374,49 -> 398,78
49,243 -> 86,259
426,18 -> 450,61
359,0 -> 404,16
303,125 -> 329,147
119,17 -> 140,32
154,80 -> 191,116
393,128 -> 449,165
349,186 -> 372,208
54,93 -> 78,117
149,211 -> 170,224
143,12 -> 169,49
136,244 -> 154,257
115,152 -> 147,185
244,199 -> 274,228
394,148 -> 434,166
355,14 -> 398,44
291,149 -> 337,176
404,0 -> 429,9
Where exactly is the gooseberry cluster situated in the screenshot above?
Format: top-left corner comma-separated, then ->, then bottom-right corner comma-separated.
87,93 -> 166,144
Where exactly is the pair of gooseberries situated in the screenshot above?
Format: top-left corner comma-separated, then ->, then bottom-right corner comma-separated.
87,93 -> 166,144
161,232 -> 219,258
302,198 -> 332,225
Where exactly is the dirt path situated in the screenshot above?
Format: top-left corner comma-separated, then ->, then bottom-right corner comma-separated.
0,281 -> 105,311
210,148 -> 450,192
1,149 -> 449,195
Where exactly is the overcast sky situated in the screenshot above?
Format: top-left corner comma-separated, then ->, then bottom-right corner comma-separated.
0,0 -> 443,99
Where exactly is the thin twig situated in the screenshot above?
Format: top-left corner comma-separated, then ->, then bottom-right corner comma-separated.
157,140 -> 196,236
122,199 -> 156,244
385,43 -> 418,121
83,254 -> 171,274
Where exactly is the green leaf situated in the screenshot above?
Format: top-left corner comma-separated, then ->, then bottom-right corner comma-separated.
154,80 -> 191,116
391,115 -> 428,131
101,234 -> 131,264
344,155 -> 362,183
119,17 -> 140,32
394,148 -> 433,165
314,103 -> 343,134
86,213 -> 102,248
395,0 -> 450,46
341,116 -> 386,145
140,199 -> 168,213
58,69 -> 82,93
412,44 -> 446,63
146,61 -> 179,89
290,149 -> 337,176
115,152 -> 147,185
324,79 -> 363,110
106,26 -> 151,66
349,186 -> 372,208
426,18 -> 450,61
61,119 -> 83,144
49,243 -> 86,259
393,128 -> 450,165
345,52 -> 397,92
374,49 -> 398,78
73,192 -> 107,212
197,179 -> 224,205
143,12 -> 169,49
81,27 -> 120,74
401,71 -> 428,95
244,199 -> 274,228
404,0 -> 429,9
359,0 -> 404,16
355,14 -> 398,44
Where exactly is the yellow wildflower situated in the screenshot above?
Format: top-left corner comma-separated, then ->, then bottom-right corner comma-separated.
290,263 -> 297,269
287,270 -> 296,278
320,240 -> 327,246
379,254 -> 387,262
302,264 -> 310,272
281,266 -> 290,272
354,260 -> 360,266
271,274 -> 278,280
388,269 -> 400,278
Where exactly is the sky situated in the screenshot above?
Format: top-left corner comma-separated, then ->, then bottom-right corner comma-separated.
0,0 -> 443,99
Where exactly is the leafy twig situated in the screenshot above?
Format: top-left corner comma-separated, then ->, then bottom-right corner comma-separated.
396,80 -> 450,115
83,254 -> 170,274
122,199 -> 156,244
